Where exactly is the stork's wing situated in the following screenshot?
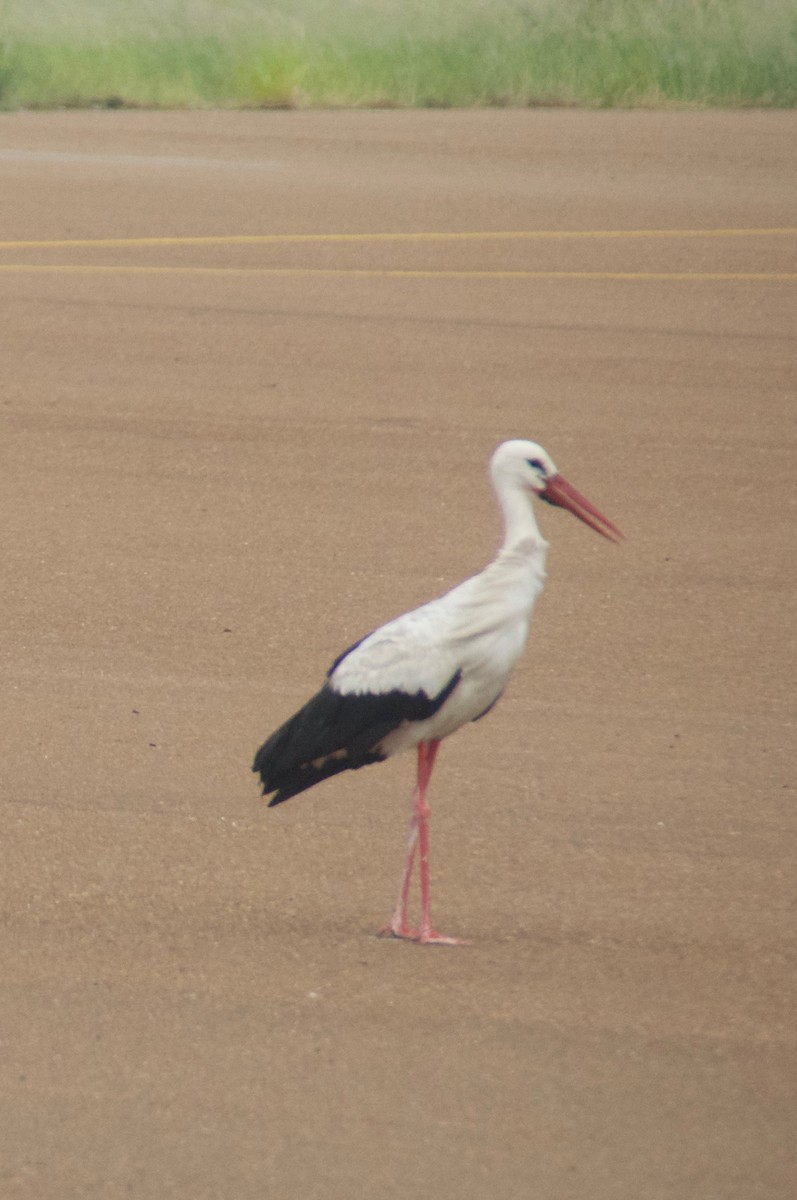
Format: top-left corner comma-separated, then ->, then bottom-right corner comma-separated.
253,676 -> 460,806
328,604 -> 467,699
254,574 -> 509,806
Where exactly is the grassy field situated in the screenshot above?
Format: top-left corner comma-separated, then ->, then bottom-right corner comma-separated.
1,0 -> 795,110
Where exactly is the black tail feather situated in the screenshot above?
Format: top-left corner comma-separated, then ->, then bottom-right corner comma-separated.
264,745 -> 386,806
253,672 -> 460,805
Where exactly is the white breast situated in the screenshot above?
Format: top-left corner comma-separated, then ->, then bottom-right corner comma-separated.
337,536 -> 548,758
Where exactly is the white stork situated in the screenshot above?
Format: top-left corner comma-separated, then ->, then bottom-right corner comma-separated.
253,439 -> 622,945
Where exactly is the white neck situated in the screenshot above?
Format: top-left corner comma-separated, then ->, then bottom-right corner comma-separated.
495,477 -> 545,553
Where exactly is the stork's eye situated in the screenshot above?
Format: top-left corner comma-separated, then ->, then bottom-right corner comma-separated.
526,457 -> 545,473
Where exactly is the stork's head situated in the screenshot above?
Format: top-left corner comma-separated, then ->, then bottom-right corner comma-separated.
490,439 -> 623,543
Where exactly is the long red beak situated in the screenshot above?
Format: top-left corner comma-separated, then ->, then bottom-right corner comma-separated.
542,473 -> 623,543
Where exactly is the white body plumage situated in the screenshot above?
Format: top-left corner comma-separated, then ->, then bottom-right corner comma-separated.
253,438 -> 620,814
331,533 -> 548,756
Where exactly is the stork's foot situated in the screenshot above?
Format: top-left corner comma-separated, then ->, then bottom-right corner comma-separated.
376,922 -> 467,946
376,922 -> 421,941
418,929 -> 469,947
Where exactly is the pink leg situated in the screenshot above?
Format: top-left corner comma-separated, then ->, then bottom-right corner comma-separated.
379,811 -> 420,940
377,740 -> 466,946
377,744 -> 428,941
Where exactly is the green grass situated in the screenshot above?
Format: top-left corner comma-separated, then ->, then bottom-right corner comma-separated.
1,0 -> 795,110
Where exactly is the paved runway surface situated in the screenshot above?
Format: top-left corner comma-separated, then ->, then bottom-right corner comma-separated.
2,110 -> 795,1198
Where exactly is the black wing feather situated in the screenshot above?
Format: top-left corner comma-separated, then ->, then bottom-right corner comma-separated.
253,671 -> 460,806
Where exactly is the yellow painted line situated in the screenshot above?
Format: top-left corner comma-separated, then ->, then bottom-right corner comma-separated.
0,227 -> 795,250
0,264 -> 795,281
